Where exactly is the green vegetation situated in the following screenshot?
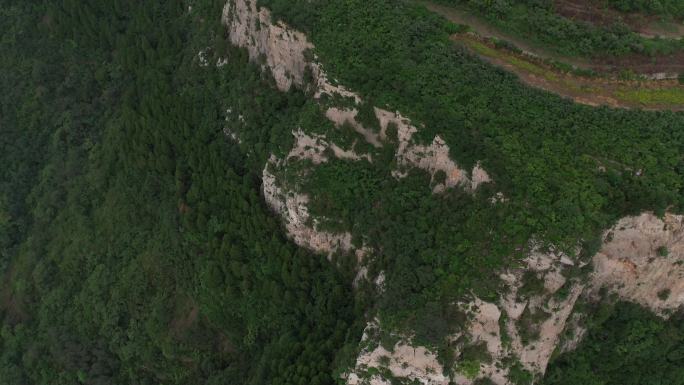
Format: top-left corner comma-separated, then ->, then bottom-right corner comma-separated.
432,0 -> 684,57
459,341 -> 492,375
607,0 -> 684,19
617,87 -> 684,106
518,307 -> 549,345
509,362 -> 534,385
0,1 -> 361,384
518,271 -> 546,299
658,288 -> 672,300
3,0 -> 684,383
458,358 -> 481,379
454,33 -> 684,109
298,155 -> 513,329
543,302 -> 684,385
658,245 -> 670,256
260,0 -> 684,337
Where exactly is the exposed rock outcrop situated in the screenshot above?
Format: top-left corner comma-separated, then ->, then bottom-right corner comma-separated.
222,0 -> 491,190
326,108 -> 383,147
591,212 -> 684,317
222,0 -> 361,100
222,0 -> 312,91
347,322 -> 450,385
453,249 -> 582,384
263,159 -> 353,256
350,214 -> 684,385
288,128 -> 370,164
262,125 -> 373,255
223,0 -> 494,256
221,3 -> 684,384
375,108 -> 491,192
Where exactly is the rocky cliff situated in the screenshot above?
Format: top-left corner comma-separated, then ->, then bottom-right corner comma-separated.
222,0 -> 492,256
220,1 -> 684,384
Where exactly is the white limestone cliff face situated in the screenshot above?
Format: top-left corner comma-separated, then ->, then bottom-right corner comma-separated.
262,127 -> 372,255
453,249 -> 582,385
591,212 -> 684,317
346,322 -> 450,385
222,0 -> 493,256
222,0 -> 491,188
323,106 -> 493,195
343,248 -> 583,385
222,0 -> 311,92
325,108 -> 383,148
287,128 -> 370,164
351,215 -> 684,385
222,0 -> 361,100
221,3 -> 684,384
375,108 -> 491,192
262,159 -> 354,256
450,213 -> 684,385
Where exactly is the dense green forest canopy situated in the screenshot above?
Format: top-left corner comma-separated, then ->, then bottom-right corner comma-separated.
543,302 -> 684,385
1,0 -> 684,384
271,0 -> 684,235
258,0 -> 684,379
0,1 -> 363,384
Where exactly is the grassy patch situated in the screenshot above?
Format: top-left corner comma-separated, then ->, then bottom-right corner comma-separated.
616,87 -> 684,106
457,36 -> 557,80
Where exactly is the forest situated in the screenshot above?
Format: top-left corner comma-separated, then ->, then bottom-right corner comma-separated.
1,0 -> 684,384
259,0 -> 684,381
0,1 -> 364,384
259,0 -> 684,302
543,302 -> 684,385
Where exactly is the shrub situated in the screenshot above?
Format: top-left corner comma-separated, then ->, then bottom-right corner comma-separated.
658,288 -> 671,300
657,246 -> 669,257
459,359 -> 481,379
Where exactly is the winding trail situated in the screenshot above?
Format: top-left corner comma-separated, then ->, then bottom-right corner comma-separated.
420,1 -> 684,77
555,0 -> 684,41
420,1 -> 684,110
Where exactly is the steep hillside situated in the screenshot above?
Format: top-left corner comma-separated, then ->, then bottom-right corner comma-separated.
222,0 -> 684,383
1,1 -> 684,385
0,1 -> 361,384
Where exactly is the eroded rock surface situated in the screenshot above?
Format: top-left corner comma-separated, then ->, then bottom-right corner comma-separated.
376,108 -> 491,192
288,128 -> 369,164
223,0 -> 493,256
223,0 -> 361,100
347,322 -> 450,385
591,212 -> 684,316
222,0 -> 311,91
454,249 -> 582,385
262,160 -> 353,255
351,217 -> 684,385
222,3 -> 684,384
